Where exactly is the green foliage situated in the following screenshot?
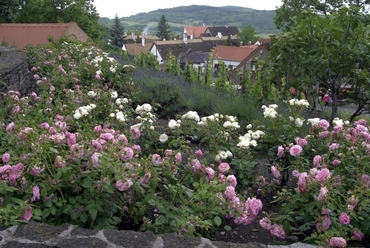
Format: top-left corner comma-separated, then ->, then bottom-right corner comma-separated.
116,5 -> 279,34
14,0 -> 101,41
156,15 -> 171,40
238,25 -> 260,45
131,53 -> 159,69
164,52 -> 180,75
109,14 -> 126,48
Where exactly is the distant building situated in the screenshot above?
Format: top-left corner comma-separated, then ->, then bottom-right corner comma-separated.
0,22 -> 90,50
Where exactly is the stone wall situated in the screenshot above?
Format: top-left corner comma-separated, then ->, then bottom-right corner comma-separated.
0,46 -> 34,96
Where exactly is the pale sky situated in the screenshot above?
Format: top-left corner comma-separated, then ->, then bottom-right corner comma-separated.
93,0 -> 283,18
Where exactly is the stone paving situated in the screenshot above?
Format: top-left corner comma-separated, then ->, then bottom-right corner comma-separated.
0,222 -> 326,248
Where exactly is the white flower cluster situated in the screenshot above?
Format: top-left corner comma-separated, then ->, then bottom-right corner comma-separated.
182,111 -> 200,122
87,91 -> 97,98
262,104 -> 278,118
159,133 -> 169,143
115,97 -> 129,109
223,120 -> 240,129
110,91 -> 118,99
289,116 -> 304,127
307,118 -> 320,126
135,103 -> 156,129
236,129 -> 265,149
168,119 -> 181,129
109,110 -> 127,123
89,50 -> 118,73
333,117 -> 349,126
288,98 -> 310,107
215,150 -> 233,161
198,113 -> 223,126
73,104 -> 96,119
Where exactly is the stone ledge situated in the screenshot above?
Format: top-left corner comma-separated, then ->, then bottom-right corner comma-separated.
0,222 -> 268,248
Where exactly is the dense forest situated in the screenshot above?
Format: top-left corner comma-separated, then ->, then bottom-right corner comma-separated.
98,5 -> 279,35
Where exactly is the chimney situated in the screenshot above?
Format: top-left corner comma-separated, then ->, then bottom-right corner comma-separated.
190,34 -> 193,40
131,32 -> 135,40
240,41 -> 243,46
163,38 -> 166,41
142,36 -> 145,46
217,32 -> 222,38
183,34 -> 188,44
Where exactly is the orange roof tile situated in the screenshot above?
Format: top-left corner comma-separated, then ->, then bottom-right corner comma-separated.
0,22 -> 90,50
212,45 -> 259,62
184,26 -> 210,38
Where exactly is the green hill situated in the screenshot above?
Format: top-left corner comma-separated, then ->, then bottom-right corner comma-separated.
99,5 -> 279,36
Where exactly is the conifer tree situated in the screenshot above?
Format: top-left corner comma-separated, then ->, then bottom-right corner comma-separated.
156,15 -> 171,40
110,14 -> 125,48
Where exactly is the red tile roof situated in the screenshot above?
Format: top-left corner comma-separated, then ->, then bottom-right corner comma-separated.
212,45 -> 259,62
0,22 -> 90,50
184,26 -> 210,38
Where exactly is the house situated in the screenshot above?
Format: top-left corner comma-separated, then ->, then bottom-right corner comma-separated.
124,32 -> 160,44
122,36 -> 153,56
229,46 -> 269,84
151,36 -> 240,64
184,25 -> 209,39
212,45 -> 260,70
178,49 -> 209,70
203,26 -> 239,38
0,22 -> 90,50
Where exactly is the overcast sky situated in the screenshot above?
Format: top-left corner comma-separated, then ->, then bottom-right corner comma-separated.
93,0 -> 283,18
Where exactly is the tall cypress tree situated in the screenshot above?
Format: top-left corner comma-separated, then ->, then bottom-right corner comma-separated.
156,15 -> 171,40
109,14 -> 125,48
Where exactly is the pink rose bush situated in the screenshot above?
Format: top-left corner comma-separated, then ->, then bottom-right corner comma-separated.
260,114 -> 370,246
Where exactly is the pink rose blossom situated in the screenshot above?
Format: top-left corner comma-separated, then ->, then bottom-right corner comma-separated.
191,159 -> 202,172
121,147 -> 134,161
259,217 -> 271,230
269,224 -> 286,239
30,186 -> 40,202
277,146 -> 284,157
289,145 -> 302,157
321,208 -> 332,215
23,207 -> 33,222
195,149 -> 203,157
175,152 -> 182,163
205,167 -> 215,181
2,152 -> 10,163
316,216 -> 331,232
218,162 -> 230,174
329,237 -> 346,248
313,155 -> 322,167
91,152 -> 101,167
333,125 -> 343,132
6,122 -> 15,133
298,172 -> 308,192
100,133 -> 114,141
116,179 -> 133,191
315,168 -> 331,183
151,154 -> 162,165
329,143 -> 340,152
93,125 -> 102,133
271,166 -> 281,179
132,144 -> 141,152
138,172 -> 151,184
226,175 -> 237,187
225,186 -> 236,200
351,230 -> 364,241
131,127 -> 141,139
318,119 -> 330,130
295,137 -> 308,147
66,132 -> 76,146
245,197 -> 263,216
332,159 -> 341,166
339,212 -> 350,225
39,122 -> 50,129
317,186 -> 328,201
117,134 -> 128,144
319,131 -> 330,139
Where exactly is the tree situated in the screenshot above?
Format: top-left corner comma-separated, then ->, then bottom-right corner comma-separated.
0,0 -> 22,23
265,7 -> 370,124
156,15 -> 171,40
237,25 -> 260,45
274,0 -> 370,32
15,0 -> 101,41
109,14 -> 125,48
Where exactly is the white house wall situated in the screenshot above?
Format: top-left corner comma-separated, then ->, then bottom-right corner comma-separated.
212,59 -> 239,69
149,45 -> 164,64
